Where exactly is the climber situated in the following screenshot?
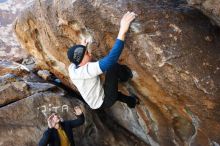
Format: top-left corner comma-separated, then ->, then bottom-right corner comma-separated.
38,106 -> 85,146
67,11 -> 139,109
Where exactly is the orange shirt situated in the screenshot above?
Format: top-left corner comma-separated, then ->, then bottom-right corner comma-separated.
57,127 -> 70,146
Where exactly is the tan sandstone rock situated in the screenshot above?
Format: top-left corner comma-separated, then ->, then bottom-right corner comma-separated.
14,0 -> 220,145
187,0 -> 220,26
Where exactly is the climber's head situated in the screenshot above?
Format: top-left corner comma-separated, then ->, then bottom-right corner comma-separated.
67,44 -> 92,66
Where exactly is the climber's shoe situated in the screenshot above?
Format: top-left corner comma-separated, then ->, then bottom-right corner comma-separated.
127,94 -> 140,108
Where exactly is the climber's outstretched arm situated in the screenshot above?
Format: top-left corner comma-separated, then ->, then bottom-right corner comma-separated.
99,12 -> 136,72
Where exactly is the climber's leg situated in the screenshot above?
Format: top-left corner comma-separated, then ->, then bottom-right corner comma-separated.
101,63 -> 137,109
118,64 -> 133,82
101,63 -> 119,108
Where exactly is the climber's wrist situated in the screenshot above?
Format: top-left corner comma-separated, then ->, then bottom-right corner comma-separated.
117,31 -> 126,41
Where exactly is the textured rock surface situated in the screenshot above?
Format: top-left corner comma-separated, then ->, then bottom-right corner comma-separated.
187,0 -> 220,26
0,60 -> 53,106
0,0 -> 29,61
14,0 -> 220,145
0,61 -> 147,146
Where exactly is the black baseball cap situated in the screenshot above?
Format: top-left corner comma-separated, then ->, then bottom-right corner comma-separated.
67,45 -> 86,66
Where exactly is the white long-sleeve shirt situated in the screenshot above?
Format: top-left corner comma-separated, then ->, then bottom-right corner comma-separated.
68,62 -> 104,109
68,39 -> 124,109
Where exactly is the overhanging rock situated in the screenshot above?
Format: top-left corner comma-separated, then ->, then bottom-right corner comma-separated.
14,0 -> 220,145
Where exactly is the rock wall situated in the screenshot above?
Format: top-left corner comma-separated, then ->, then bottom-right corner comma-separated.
187,0 -> 220,26
14,0 -> 220,146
